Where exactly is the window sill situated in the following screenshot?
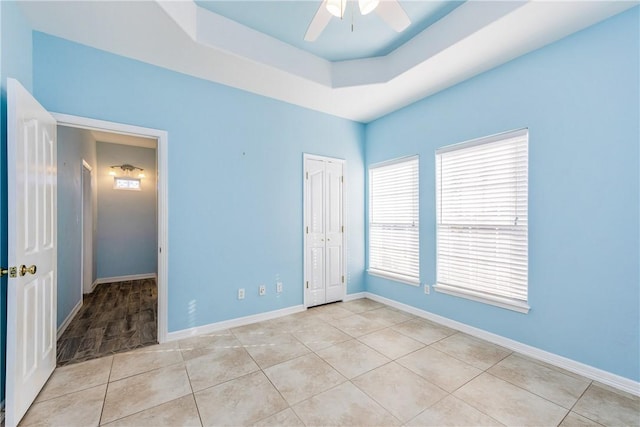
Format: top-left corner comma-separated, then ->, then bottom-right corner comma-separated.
433,283 -> 530,314
367,270 -> 419,287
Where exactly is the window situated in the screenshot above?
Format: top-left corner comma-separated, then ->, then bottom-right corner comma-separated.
114,177 -> 141,191
435,129 -> 529,313
368,156 -> 419,285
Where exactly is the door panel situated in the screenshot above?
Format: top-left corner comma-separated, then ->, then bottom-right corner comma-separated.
324,161 -> 343,303
6,78 -> 57,427
304,156 -> 345,307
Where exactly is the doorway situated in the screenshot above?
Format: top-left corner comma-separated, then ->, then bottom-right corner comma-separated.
303,154 -> 346,307
56,127 -> 160,364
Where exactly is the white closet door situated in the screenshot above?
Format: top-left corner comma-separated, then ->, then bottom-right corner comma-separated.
305,158 -> 326,307
324,161 -> 343,303
304,155 -> 345,307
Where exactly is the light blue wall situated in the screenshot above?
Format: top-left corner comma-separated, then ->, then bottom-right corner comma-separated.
96,142 -> 157,279
364,7 -> 640,381
57,126 -> 97,328
33,32 -> 366,332
0,0 -> 33,404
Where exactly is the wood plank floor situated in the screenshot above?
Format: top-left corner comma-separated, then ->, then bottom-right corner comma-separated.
56,279 -> 157,366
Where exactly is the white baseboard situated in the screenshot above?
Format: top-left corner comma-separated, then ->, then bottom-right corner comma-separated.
166,305 -> 306,341
57,299 -> 83,338
94,273 -> 157,286
343,292 -> 366,302
364,292 -> 640,396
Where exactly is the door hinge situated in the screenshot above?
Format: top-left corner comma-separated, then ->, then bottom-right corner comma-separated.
306,281 -> 309,289
341,275 -> 345,283
306,226 -> 309,234
341,176 -> 344,183
341,225 -> 344,233
306,171 -> 309,180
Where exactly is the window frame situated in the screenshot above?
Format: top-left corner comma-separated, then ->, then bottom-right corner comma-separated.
434,129 -> 529,313
113,176 -> 142,191
367,155 -> 420,286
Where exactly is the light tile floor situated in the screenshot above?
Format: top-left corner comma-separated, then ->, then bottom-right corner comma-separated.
18,298 -> 640,426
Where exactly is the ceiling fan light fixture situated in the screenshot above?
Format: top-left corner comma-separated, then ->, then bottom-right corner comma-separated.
326,0 -> 345,18
358,0 -> 379,15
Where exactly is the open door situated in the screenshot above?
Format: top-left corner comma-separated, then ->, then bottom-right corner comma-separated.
5,78 -> 57,427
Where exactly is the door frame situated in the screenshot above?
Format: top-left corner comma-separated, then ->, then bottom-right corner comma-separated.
53,113 -> 169,343
80,160 -> 93,296
302,153 -> 346,308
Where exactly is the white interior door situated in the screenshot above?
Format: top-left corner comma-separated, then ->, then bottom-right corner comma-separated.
6,78 -> 57,427
81,162 -> 93,293
304,155 -> 344,307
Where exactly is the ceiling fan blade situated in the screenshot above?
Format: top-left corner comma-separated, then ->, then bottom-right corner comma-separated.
305,0 -> 333,42
375,0 -> 411,32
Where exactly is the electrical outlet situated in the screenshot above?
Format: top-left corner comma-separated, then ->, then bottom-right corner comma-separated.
238,288 -> 245,300
276,281 -> 283,293
259,285 -> 266,296
424,284 -> 430,295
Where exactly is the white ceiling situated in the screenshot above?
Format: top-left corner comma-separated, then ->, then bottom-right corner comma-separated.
19,1 -> 637,123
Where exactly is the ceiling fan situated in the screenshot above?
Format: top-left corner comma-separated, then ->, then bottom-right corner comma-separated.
305,0 -> 411,42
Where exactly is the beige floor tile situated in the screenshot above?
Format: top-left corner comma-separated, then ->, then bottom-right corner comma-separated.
185,346 -> 259,391
559,411 -> 605,427
488,354 -> 590,408
291,322 -> 351,351
454,373 -> 568,426
101,363 -> 192,424
36,356 -> 112,402
231,323 -> 284,345
352,362 -> 447,422
316,339 -> 390,379
572,383 -> 640,426
243,333 -> 311,369
102,395 -> 201,426
253,408 -> 304,426
195,371 -> 287,426
397,347 -> 482,392
432,333 -> 511,370
358,328 -> 424,359
20,384 -> 106,427
110,342 -> 183,381
406,395 -> 503,426
308,303 -> 354,320
266,311 -> 320,333
263,353 -> 346,405
327,313 -> 387,337
358,307 -> 414,327
178,329 -> 244,361
340,298 -> 385,313
391,318 -> 456,345
292,381 -> 401,426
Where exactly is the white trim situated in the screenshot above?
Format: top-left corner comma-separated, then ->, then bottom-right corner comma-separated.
367,270 -> 420,287
303,153 -> 347,308
53,113 -> 169,344
57,300 -> 82,338
94,273 -> 157,285
363,292 -> 640,396
433,284 -> 530,314
166,305 -> 306,341
343,292 -> 366,302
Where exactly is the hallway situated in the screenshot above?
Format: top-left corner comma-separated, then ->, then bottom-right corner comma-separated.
56,279 -> 157,366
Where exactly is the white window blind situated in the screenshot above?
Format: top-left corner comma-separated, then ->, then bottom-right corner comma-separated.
369,156 -> 419,285
435,129 -> 529,313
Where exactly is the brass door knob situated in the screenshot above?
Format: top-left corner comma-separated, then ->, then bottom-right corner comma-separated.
19,264 -> 37,276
